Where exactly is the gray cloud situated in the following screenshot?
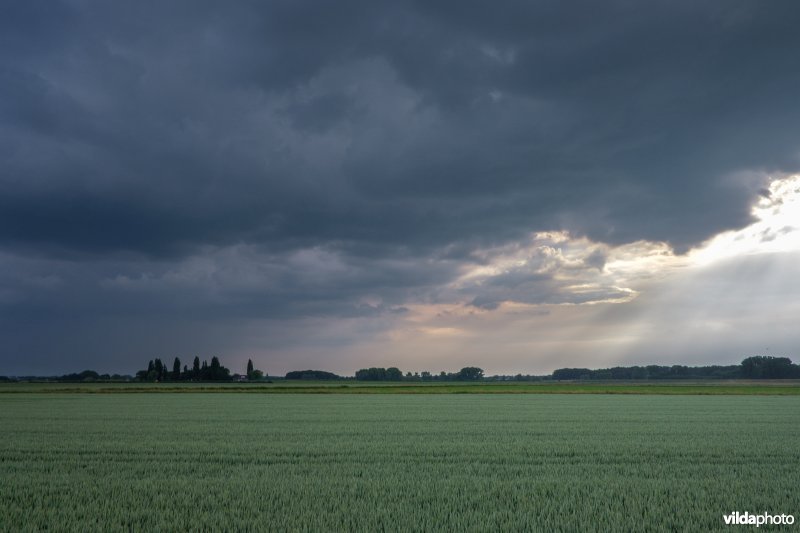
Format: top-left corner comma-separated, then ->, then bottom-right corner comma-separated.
2,0 -> 800,372
458,240 -> 630,309
4,1 -> 800,257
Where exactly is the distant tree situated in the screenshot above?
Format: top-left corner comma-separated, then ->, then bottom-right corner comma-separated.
59,370 -> 100,382
355,367 -> 389,381
552,368 -> 592,380
741,356 -> 798,379
457,367 -> 484,381
145,359 -> 158,381
245,359 -> 264,380
154,359 -> 164,381
386,367 -> 403,381
670,365 -> 689,378
172,357 -> 181,381
206,356 -> 231,381
285,370 -> 341,380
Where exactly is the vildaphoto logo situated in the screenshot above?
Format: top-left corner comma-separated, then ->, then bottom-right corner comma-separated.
723,512 -> 795,527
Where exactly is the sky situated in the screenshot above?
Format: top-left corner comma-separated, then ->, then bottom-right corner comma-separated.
2,1 -> 800,376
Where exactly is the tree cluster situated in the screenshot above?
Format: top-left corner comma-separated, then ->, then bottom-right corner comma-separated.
740,356 -> 800,379
487,374 -> 547,382
135,356 -> 252,382
246,359 -> 264,380
284,370 -> 341,380
0,370 -> 132,383
354,367 -> 403,381
552,357 -> 800,381
354,367 -> 484,381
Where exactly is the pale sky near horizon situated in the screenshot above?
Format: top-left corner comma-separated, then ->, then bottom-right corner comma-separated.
2,1 -> 800,375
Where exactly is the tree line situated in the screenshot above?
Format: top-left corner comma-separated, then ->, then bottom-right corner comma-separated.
287,358 -> 797,382
3,355 -> 797,383
0,370 -> 133,383
280,367 -> 485,381
284,370 -> 340,380
551,356 -> 800,381
354,367 -> 485,381
134,357 -> 264,382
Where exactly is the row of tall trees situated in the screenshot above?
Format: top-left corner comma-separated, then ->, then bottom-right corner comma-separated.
135,357 -> 264,382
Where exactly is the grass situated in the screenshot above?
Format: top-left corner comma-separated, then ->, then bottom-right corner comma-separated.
2,380 -> 800,395
1,394 -> 799,531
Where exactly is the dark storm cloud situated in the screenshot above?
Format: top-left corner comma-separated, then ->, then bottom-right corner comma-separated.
3,0 -> 800,372
3,0 -> 800,258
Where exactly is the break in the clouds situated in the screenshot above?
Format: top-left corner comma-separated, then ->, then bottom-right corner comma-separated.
2,1 -> 800,374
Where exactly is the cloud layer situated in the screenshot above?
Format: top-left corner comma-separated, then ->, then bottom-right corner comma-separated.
2,1 -> 800,373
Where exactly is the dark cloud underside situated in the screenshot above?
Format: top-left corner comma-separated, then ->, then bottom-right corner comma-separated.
2,0 -> 800,372
3,0 -> 799,257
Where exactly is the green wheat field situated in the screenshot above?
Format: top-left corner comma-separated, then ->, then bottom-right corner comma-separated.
1,393 -> 799,531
